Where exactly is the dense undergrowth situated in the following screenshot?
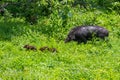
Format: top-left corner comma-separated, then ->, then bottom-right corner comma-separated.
0,7 -> 120,80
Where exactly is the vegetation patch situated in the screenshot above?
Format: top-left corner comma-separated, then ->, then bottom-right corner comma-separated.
0,0 -> 120,80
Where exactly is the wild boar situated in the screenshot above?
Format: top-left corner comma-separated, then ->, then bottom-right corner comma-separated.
23,45 -> 37,50
65,26 -> 109,43
39,46 -> 58,53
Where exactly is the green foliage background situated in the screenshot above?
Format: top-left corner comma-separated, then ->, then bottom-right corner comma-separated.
0,0 -> 120,80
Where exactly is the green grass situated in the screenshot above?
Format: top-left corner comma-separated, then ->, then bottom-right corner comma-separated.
0,9 -> 120,80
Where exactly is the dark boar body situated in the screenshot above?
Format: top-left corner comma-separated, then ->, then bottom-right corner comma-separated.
23,45 -> 37,50
39,46 -> 58,53
65,26 -> 109,43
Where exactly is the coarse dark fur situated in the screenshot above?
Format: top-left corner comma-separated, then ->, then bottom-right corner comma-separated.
65,26 -> 109,43
39,46 -> 57,52
23,45 -> 37,50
